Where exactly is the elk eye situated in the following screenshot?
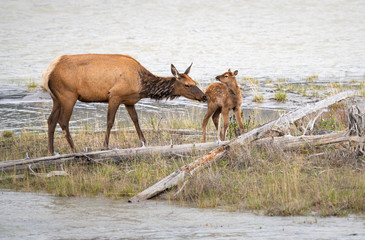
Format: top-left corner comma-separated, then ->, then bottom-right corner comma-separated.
185,84 -> 190,88
224,75 -> 228,78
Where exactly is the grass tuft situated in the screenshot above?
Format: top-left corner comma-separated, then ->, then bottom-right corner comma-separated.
274,90 -> 287,102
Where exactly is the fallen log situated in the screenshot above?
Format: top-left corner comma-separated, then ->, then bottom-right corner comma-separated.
0,141 -> 227,173
129,90 -> 359,202
255,131 -> 365,150
128,145 -> 229,203
231,90 -> 358,148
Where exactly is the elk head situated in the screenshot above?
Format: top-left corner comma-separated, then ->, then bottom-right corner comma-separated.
216,68 -> 238,83
171,63 -> 207,102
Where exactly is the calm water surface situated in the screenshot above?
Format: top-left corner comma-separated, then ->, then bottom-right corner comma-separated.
1,190 -> 364,240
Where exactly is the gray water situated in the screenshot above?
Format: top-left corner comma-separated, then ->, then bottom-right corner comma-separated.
1,0 -> 365,133
0,190 -> 364,240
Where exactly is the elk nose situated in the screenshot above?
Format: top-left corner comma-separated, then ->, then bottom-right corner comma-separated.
202,95 -> 208,102
215,76 -> 220,81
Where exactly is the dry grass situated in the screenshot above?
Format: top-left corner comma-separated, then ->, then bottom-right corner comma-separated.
1,155 -> 190,199
171,145 -> 365,216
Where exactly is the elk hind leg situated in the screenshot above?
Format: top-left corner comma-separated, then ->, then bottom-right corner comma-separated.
212,108 -> 222,141
58,98 -> 77,153
221,108 -> 230,141
103,99 -> 120,150
234,107 -> 245,134
47,98 -> 61,155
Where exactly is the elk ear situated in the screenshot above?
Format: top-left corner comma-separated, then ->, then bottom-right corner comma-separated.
184,62 -> 193,75
228,68 -> 231,73
233,70 -> 238,76
171,64 -> 179,78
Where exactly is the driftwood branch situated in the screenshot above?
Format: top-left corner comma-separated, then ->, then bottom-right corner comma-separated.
231,91 -> 358,148
128,145 -> 228,202
255,131 -> 365,150
129,91 -> 359,202
0,141 -> 227,173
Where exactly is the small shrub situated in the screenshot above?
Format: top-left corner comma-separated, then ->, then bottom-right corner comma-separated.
2,130 -> 14,139
274,90 -> 287,102
27,80 -> 39,92
265,78 -> 273,84
305,75 -> 318,83
253,93 -> 264,103
277,78 -> 287,83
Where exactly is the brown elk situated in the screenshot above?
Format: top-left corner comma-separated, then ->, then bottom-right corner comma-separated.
202,69 -> 244,142
42,54 -> 207,155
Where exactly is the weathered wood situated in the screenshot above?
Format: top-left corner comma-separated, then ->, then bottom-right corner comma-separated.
0,141 -> 227,173
129,91 -> 359,202
231,90 -> 358,148
347,105 -> 365,137
128,145 -> 228,203
255,131 -> 365,150
73,128 -> 216,136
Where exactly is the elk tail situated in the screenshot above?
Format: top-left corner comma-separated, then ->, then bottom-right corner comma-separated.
42,56 -> 61,99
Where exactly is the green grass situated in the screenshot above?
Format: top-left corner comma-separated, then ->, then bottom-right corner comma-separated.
1,130 -> 14,139
274,90 -> 287,102
305,75 -> 319,83
26,80 -> 39,92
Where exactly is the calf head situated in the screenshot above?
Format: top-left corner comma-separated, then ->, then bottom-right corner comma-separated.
216,69 -> 238,84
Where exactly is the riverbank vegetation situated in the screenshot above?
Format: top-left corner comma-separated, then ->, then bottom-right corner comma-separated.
1,93 -> 364,217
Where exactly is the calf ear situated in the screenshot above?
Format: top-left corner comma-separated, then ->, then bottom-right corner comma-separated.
233,70 -> 238,76
228,68 -> 231,73
171,64 -> 179,78
184,62 -> 193,75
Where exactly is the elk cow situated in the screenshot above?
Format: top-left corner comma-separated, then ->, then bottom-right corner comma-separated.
42,54 -> 207,155
202,69 -> 244,142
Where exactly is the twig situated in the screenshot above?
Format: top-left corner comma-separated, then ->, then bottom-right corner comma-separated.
174,180 -> 189,197
302,109 -> 324,136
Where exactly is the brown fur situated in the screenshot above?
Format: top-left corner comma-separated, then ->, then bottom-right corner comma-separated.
202,69 -> 244,142
43,54 -> 206,155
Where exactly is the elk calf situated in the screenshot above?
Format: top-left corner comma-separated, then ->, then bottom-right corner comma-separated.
202,69 -> 244,142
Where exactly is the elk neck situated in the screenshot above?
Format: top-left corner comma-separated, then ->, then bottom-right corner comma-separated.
225,78 -> 241,96
139,70 -> 178,100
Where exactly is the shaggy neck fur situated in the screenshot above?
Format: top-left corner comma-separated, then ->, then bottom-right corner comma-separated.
139,70 -> 178,100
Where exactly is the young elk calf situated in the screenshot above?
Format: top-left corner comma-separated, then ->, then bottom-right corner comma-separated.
202,69 -> 244,142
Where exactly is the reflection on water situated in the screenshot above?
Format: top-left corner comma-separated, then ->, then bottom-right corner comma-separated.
1,190 -> 364,240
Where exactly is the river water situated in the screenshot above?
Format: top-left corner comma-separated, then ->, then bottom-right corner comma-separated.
1,190 -> 364,240
1,0 -> 365,133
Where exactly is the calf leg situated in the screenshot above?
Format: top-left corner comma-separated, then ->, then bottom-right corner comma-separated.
221,108 -> 230,141
125,104 -> 146,146
202,106 -> 216,142
234,107 -> 245,134
212,108 -> 222,141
